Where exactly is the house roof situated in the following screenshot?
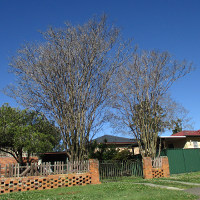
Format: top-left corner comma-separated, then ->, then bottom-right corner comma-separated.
94,135 -> 137,144
171,130 -> 200,137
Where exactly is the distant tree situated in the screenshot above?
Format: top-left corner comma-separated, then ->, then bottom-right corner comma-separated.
113,149 -> 134,161
112,50 -> 192,159
6,15 -> 130,161
168,101 -> 194,134
88,140 -> 118,160
172,119 -> 183,134
0,104 -> 60,165
88,140 -> 134,160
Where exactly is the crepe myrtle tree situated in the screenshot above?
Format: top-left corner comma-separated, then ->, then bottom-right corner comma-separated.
112,50 -> 192,159
5,15 -> 130,161
0,104 -> 60,166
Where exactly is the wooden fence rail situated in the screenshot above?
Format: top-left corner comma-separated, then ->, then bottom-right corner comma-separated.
0,161 -> 89,178
152,157 -> 162,168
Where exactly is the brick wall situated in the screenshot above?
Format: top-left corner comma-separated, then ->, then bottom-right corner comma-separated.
0,156 -> 38,175
0,173 -> 92,194
0,157 -> 38,168
0,157 -> 17,168
143,157 -> 170,179
0,159 -> 101,194
0,157 -> 17,175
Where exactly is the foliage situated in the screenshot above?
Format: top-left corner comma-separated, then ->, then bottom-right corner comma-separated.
88,140 -> 135,160
113,149 -> 134,160
6,15 -> 130,161
172,119 -> 183,134
89,140 -> 118,160
0,104 -> 60,165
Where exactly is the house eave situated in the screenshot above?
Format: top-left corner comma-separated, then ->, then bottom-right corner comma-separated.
160,136 -> 186,138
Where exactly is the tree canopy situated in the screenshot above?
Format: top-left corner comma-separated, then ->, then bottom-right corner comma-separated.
0,104 -> 60,165
5,15 -> 130,161
4,15 -> 193,161
88,140 -> 134,161
172,119 -> 183,134
112,50 -> 192,158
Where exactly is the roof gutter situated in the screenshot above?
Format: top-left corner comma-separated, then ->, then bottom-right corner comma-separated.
160,136 -> 186,138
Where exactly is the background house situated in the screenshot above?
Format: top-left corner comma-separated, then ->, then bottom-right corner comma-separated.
94,135 -> 139,155
41,152 -> 68,164
160,130 -> 200,149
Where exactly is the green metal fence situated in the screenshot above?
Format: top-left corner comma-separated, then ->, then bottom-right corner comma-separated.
161,149 -> 200,174
99,160 -> 143,180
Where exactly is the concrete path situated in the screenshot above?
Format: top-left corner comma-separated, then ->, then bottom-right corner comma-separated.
136,182 -> 200,199
142,180 -> 200,198
136,183 -> 184,191
158,180 -> 200,198
105,180 -> 200,198
185,187 -> 200,198
158,180 -> 200,186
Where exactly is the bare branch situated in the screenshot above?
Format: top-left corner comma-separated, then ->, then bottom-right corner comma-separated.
5,15 -> 131,161
111,49 -> 192,158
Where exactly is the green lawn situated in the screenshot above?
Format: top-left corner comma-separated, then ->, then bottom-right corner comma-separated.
0,176 -> 198,200
165,171 -> 200,183
109,174 -> 200,189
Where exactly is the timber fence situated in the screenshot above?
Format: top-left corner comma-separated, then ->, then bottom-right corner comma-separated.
0,161 -> 89,178
152,157 -> 162,168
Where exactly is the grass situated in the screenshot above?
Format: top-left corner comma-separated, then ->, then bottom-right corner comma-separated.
118,176 -> 200,189
164,171 -> 200,183
103,173 -> 200,189
0,176 -> 199,200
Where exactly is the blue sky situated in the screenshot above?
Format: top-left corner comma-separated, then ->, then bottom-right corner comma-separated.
0,0 -> 200,136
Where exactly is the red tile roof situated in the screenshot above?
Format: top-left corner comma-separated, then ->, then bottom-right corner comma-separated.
171,130 -> 200,137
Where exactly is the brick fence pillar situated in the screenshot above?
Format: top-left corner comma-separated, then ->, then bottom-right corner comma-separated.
143,157 -> 153,179
161,156 -> 170,177
89,159 -> 101,184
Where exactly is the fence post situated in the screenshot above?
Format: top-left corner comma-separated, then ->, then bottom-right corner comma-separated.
17,164 -> 20,177
161,157 -> 170,177
62,162 -> 64,174
53,161 -> 56,174
142,157 -> 153,179
5,164 -> 7,177
9,164 -> 12,177
89,159 -> 101,184
14,163 -> 17,177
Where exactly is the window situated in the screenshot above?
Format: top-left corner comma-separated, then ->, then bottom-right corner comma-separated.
193,141 -> 199,148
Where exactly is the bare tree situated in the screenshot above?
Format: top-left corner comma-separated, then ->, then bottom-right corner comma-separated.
166,98 -> 194,133
6,15 -> 130,161
112,50 -> 192,158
